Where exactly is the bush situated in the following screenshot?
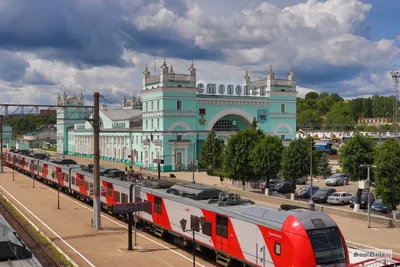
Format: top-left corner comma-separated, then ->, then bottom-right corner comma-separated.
206,169 -> 222,177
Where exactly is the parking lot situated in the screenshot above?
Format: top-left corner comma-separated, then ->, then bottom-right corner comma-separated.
249,175 -> 399,218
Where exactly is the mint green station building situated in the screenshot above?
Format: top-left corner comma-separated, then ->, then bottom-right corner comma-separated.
57,61 -> 297,172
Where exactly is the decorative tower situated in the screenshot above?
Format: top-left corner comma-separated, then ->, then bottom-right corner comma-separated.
266,65 -> 274,80
244,69 -> 250,86
288,68 -> 296,88
56,93 -> 62,106
188,61 -> 196,87
79,92 -> 84,104
56,92 -> 87,155
160,58 -> 169,83
142,65 -> 150,87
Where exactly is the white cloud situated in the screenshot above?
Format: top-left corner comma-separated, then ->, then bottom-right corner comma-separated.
0,0 -> 399,107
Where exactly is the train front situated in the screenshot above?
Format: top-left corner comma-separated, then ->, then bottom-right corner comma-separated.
282,208 -> 349,267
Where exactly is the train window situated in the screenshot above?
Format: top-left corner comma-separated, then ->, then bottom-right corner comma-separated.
107,183 -> 113,197
85,181 -> 89,190
114,191 -> 121,202
38,166 -> 42,172
72,177 -> 76,185
154,197 -> 162,214
274,242 -> 281,256
90,182 -> 93,190
135,197 -> 142,203
202,220 -> 212,237
80,179 -> 85,187
216,215 -> 228,238
190,215 -> 200,232
121,193 -> 128,203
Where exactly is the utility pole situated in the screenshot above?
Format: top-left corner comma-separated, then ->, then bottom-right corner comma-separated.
192,143 -> 195,184
93,92 -> 101,230
0,115 -> 3,173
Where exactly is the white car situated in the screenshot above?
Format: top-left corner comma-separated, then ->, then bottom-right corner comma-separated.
327,192 -> 353,205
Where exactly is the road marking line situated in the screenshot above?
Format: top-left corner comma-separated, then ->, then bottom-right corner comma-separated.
0,185 -> 95,267
6,169 -> 206,267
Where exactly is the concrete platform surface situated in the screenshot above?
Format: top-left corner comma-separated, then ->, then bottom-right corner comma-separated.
52,153 -> 400,256
0,168 -> 215,267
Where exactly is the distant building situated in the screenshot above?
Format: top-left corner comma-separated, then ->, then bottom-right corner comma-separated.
23,130 -> 56,148
358,117 -> 393,126
56,92 -> 89,154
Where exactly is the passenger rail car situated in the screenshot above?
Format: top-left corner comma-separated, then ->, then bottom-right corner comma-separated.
3,151 -> 350,267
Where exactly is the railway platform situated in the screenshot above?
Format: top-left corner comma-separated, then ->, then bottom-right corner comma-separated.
0,167 -> 214,267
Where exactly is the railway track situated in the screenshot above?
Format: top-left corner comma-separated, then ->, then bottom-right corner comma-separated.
0,196 -> 67,267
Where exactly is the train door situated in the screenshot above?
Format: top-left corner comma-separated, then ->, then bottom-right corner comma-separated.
215,215 -> 229,252
55,167 -> 64,186
29,160 -> 35,174
42,164 -> 48,178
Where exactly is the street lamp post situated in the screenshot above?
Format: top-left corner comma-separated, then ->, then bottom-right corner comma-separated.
308,135 -> 315,210
180,216 -> 205,267
360,164 -> 375,228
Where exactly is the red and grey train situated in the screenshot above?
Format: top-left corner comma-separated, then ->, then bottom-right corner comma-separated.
3,150 -> 350,267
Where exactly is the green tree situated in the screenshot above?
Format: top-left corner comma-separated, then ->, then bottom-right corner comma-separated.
280,138 -> 310,192
251,117 -> 258,128
297,109 -> 322,129
222,128 -> 264,190
374,138 -> 400,213
249,135 -> 284,191
305,92 -> 319,101
200,130 -> 224,169
317,153 -> 332,179
339,134 -> 376,209
324,102 -> 355,130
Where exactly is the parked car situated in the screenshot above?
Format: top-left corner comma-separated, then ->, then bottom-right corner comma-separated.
327,192 -> 353,205
100,168 -> 121,176
325,173 -> 349,186
349,192 -> 375,209
250,179 -> 282,190
296,176 -> 307,185
295,185 -> 320,198
312,188 -> 337,203
271,182 -> 296,194
371,199 -> 392,214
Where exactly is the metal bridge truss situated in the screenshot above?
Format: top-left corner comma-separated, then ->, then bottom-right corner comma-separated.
0,104 -> 94,121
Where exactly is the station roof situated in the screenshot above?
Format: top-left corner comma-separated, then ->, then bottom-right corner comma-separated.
101,109 -> 142,121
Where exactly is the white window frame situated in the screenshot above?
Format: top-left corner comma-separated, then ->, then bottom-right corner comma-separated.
281,104 -> 286,113
177,100 -> 182,110
176,152 -> 182,165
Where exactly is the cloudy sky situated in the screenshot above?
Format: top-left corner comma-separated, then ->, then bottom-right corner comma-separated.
0,0 -> 399,106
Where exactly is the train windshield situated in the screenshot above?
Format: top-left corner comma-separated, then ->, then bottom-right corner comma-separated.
307,227 -> 346,265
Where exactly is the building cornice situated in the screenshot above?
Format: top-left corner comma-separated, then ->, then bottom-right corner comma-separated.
142,110 -> 196,119
141,86 -> 196,94
269,112 -> 296,119
197,99 -> 269,106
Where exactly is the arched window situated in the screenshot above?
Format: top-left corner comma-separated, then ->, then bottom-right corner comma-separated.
212,120 -> 239,132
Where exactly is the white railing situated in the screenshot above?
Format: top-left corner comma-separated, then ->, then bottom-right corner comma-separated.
169,74 -> 190,82
146,75 -> 160,84
271,79 -> 292,87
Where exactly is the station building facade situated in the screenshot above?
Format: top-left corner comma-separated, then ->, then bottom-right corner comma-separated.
57,61 -> 297,171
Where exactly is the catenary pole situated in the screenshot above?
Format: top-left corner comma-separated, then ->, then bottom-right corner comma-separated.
93,92 -> 101,230
0,115 -> 3,173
